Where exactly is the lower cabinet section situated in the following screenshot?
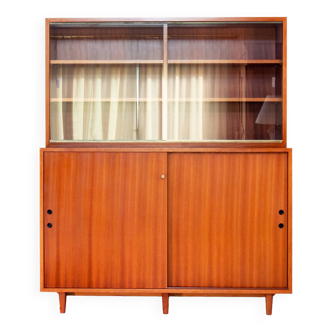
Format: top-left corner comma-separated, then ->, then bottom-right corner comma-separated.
41,149 -> 292,314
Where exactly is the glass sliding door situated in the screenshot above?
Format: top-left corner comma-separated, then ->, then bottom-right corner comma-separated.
49,23 -> 164,142
167,22 -> 283,142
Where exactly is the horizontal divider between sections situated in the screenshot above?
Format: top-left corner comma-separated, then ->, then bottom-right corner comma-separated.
41,148 -> 291,153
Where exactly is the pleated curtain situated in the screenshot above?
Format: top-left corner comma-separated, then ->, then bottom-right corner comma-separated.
168,65 -> 235,140
50,65 -> 162,141
50,64 -> 245,141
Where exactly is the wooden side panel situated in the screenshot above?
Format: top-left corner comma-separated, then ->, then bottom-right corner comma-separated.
43,152 -> 167,289
168,152 -> 288,288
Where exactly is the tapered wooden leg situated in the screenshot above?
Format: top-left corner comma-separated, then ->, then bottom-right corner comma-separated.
162,294 -> 169,314
265,294 -> 274,315
58,292 -> 67,314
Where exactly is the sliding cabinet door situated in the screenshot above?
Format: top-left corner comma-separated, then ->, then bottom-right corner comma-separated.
43,152 -> 167,288
168,152 -> 288,288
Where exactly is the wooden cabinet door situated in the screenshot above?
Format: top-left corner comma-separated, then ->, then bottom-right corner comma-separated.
43,152 -> 167,289
168,152 -> 288,288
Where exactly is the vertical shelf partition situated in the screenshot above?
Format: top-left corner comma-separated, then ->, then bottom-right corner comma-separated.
162,24 -> 168,141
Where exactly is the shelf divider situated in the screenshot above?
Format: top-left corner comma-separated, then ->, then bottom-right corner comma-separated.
162,24 -> 168,141
50,97 -> 282,103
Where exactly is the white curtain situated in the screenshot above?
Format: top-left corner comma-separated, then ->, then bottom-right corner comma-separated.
168,64 -> 232,140
50,65 -> 161,141
50,66 -> 64,140
50,64 -> 247,141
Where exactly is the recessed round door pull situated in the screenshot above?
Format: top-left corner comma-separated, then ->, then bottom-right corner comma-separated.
47,223 -> 53,228
161,175 -> 165,179
278,223 -> 284,229
279,210 -> 284,215
47,209 -> 53,215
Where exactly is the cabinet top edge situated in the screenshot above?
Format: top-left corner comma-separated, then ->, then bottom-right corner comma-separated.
40,148 -> 292,153
46,17 -> 287,23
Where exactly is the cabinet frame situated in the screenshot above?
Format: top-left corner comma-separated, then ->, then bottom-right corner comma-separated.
40,148 -> 292,296
45,17 -> 287,148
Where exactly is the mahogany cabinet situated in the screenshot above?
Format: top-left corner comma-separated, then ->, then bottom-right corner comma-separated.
41,18 -> 292,315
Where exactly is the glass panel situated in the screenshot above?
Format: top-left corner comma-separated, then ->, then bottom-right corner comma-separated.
167,22 -> 283,141
49,21 -> 283,143
49,23 -> 163,141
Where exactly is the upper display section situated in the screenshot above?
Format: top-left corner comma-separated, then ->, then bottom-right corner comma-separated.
46,19 -> 286,147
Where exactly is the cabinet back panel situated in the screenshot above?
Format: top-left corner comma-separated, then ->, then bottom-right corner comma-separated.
168,25 -> 279,60
43,152 -> 167,288
50,27 -> 163,61
168,152 -> 288,288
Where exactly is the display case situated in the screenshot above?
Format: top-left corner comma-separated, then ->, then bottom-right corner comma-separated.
46,18 -> 286,147
41,18 -> 291,316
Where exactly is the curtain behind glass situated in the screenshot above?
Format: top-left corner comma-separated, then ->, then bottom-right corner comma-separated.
50,65 -> 162,141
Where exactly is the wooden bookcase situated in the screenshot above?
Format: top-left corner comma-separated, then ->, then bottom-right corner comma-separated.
41,17 -> 292,315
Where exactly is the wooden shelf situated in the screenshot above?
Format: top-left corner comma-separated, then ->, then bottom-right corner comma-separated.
50,60 -> 163,65
50,60 -> 282,65
51,98 -> 162,102
51,98 -> 282,103
168,98 -> 282,102
168,60 -> 282,65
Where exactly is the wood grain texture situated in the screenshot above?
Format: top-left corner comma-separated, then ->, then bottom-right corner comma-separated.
50,26 -> 163,61
168,152 -> 288,288
168,25 -> 279,61
43,152 -> 167,288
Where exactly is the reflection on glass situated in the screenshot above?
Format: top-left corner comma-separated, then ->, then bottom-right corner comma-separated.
255,96 -> 282,140
167,22 -> 283,141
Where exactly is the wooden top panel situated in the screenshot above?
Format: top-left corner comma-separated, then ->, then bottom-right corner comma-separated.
47,18 -> 286,23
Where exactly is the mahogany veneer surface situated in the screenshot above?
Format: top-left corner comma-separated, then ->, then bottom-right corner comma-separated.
167,152 -> 288,288
43,152 -> 167,288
